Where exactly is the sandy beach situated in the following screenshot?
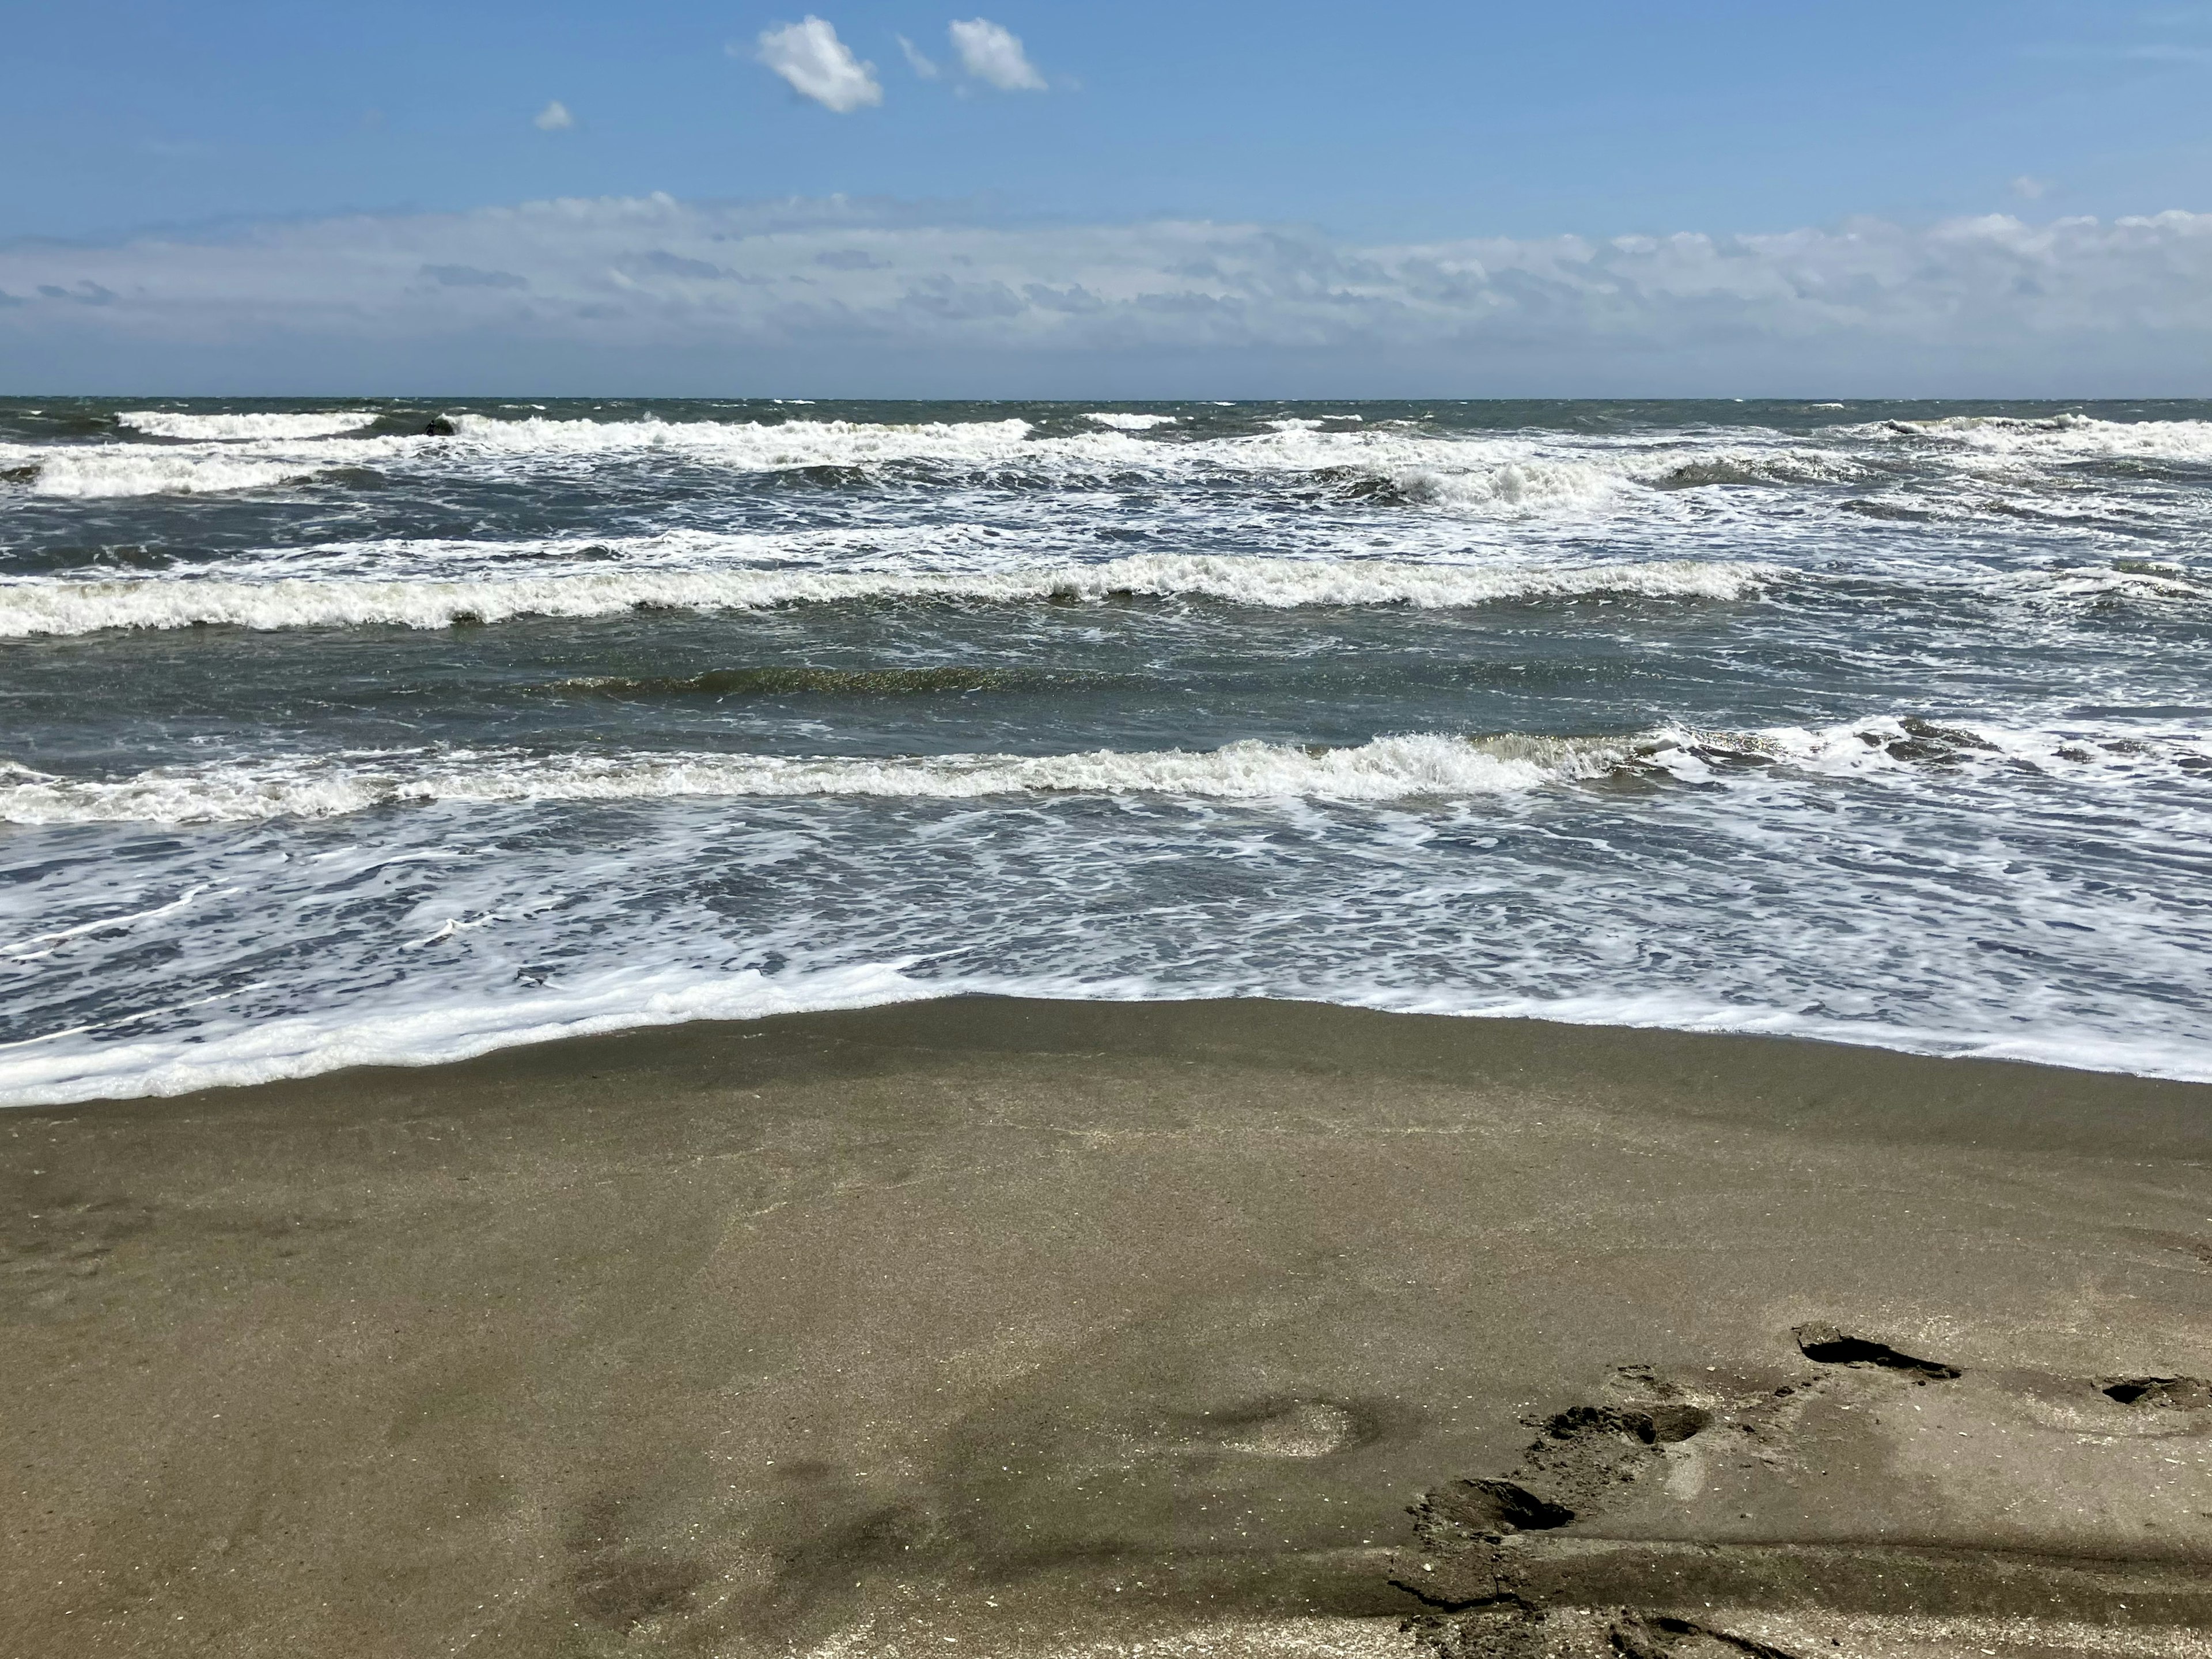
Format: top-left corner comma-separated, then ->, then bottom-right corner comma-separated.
5,997 -> 2210,1658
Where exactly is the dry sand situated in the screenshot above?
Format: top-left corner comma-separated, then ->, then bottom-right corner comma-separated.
3,997 -> 2210,1658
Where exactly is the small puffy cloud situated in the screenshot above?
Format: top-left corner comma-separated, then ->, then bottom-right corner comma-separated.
949,18 -> 1046,91
754,17 -> 882,112
533,100 -> 574,131
2012,175 -> 2050,200
897,35 -> 941,78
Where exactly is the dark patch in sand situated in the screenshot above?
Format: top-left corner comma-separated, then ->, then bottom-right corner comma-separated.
562,1494 -> 702,1631
1609,1610 -> 1808,1659
1543,1403 -> 1710,1446
2101,1376 -> 2212,1409
1408,1603 -> 1812,1658
749,1501 -> 933,1625
1420,1478 -> 1574,1537
1791,1321 -> 1960,1378
2120,1227 -> 2212,1270
571,1557 -> 700,1630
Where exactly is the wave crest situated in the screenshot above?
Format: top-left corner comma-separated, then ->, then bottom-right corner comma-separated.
7,714 -> 2195,825
116,410 -> 379,441
0,554 -> 1770,637
14,450 -> 325,499
0,734 -> 1642,824
1870,412 -> 2212,463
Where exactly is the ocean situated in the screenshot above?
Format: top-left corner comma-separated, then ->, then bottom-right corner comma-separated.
2,397 -> 2207,1105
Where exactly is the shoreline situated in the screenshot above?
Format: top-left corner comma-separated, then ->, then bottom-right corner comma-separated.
12,981 -> 2212,1114
6,997 -> 2210,1656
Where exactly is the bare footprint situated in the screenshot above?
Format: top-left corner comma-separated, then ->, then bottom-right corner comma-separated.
2100,1374 -> 2211,1409
1790,1320 -> 1960,1380
1210,1398 -> 1367,1458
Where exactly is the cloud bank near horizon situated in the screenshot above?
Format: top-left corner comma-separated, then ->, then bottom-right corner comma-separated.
3,194 -> 2209,395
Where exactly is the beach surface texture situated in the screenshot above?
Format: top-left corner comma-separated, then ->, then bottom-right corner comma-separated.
6,997 -> 2209,1658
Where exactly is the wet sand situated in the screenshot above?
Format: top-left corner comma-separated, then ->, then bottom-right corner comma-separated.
3,997 -> 2210,1658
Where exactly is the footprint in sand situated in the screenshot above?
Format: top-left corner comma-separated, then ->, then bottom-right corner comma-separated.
1202,1398 -> 1370,1458
2100,1374 -> 2211,1409
1790,1320 -> 1960,1379
1393,1324 -> 2212,1654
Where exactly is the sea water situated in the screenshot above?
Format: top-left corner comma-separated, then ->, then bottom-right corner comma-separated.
2,398 -> 2207,1103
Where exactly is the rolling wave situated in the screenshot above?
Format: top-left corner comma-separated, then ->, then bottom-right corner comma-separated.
4,716 -> 2196,825
0,734 -> 1641,823
116,410 -> 380,441
0,554 -> 1770,637
441,411 -> 1041,467
1865,412 -> 2212,464
16,450 -> 324,499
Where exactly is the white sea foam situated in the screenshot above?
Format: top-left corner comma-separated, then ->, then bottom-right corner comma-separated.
9,716 -> 2197,827
430,410 -> 1642,517
0,554 -> 1770,637
116,410 -> 380,441
0,959 -> 942,1108
15,409 -> 2212,514
26,405 -> 2184,521
2,414 -> 1049,501
1643,714 -> 2210,785
18,449 -> 326,498
8,960 -> 2212,1108
442,412 -> 1040,468
1388,458 -> 1625,509
7,709 -> 2210,1106
0,733 -> 1644,825
1872,413 -> 2212,464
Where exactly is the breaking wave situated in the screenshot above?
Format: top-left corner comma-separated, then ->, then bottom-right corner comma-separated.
441,412 -> 1041,468
116,410 -> 380,441
1869,412 -> 2212,464
5,715 -> 2195,826
13,450 -> 327,498
0,734 -> 1642,824
13,406 -> 2212,523
1646,450 -> 1874,489
0,554 -> 1771,637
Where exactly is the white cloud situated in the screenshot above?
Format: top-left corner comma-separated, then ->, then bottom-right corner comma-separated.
949,18 -> 1046,91
2012,175 -> 2050,200
753,17 -> 882,113
897,34 -> 941,79
533,100 -> 574,131
7,195 -> 2212,393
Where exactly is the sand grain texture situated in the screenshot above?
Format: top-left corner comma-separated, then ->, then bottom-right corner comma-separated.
3,998 -> 2209,1657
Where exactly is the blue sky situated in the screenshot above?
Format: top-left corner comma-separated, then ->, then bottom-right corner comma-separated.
3,1 -> 2209,393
